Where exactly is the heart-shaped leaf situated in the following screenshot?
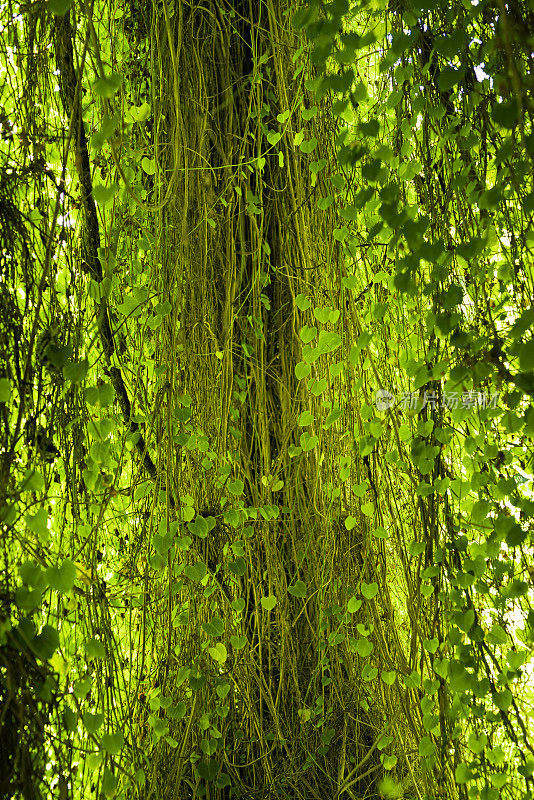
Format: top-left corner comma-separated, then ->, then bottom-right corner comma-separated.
381,670 -> 396,685
184,562 -> 207,582
347,596 -> 362,613
287,581 -> 307,598
361,582 -> 378,600
230,635 -> 247,650
100,731 -> 124,755
261,595 -> 277,611
208,643 -> 227,664
83,711 -> 104,735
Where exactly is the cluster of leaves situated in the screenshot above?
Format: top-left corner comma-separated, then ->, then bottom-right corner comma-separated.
293,0 -> 534,797
1,0 -> 534,798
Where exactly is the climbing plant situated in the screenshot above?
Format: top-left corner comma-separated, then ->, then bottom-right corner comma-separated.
0,0 -> 533,799
293,0 -> 534,798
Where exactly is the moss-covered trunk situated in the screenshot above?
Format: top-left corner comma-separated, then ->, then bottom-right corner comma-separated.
142,1 -> 422,797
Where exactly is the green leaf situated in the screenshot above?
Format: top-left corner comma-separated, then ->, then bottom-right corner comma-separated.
324,406 -> 342,428
19,469 -> 44,493
298,411 -> 314,426
201,618 -> 225,637
386,89 -> 403,109
354,637 -> 373,657
216,773 -> 231,789
403,670 -> 421,689
347,596 -> 362,613
300,432 -> 318,452
214,682 -> 231,702
408,541 -> 426,557
295,294 -> 311,311
125,102 -> 151,123
310,158 -> 327,174
468,732 -> 488,755
448,660 -> 473,692
100,731 -> 124,756
342,275 -> 358,290
141,156 -> 156,175
48,0 -> 73,14
494,689 -> 512,711
300,136 -> 318,154
0,378 -> 10,402
83,711 -> 105,734
93,73 -> 123,98
359,436 -> 377,457
491,774 -> 508,789
287,581 -> 307,598
46,560 -> 77,594
492,99 -> 518,129
73,678 -> 91,699
303,344 -> 320,364
333,226 -> 348,242
313,307 -> 332,324
519,340 -> 534,372
381,671 -> 396,685
62,707 -> 77,734
353,481 -> 368,498
91,114 -> 120,151
362,665 -> 378,681
267,130 -> 282,146
359,118 -> 380,137
455,763 -> 473,784
85,638 -> 106,660
456,608 -> 475,632
230,635 -> 247,650
317,331 -> 342,355
328,361 -> 345,378
487,624 -> 507,645
25,508 -> 49,542
317,195 -> 333,210
33,625 -> 59,660
372,526 -> 389,539
293,5 -> 317,29
168,702 -> 187,719
437,66 -> 465,92
361,582 -> 378,600
302,106 -> 318,121
382,754 -> 398,771
300,326 -> 317,344
102,767 -> 118,796
92,183 -> 119,206
227,479 -> 244,495
85,383 -> 115,407
208,643 -> 228,664
419,736 -> 436,758
261,595 -> 277,611
184,562 -> 207,582
295,361 -> 311,380
228,557 -> 246,576
187,515 -> 216,538
309,377 -> 327,396
198,759 -> 219,781
63,358 -> 89,383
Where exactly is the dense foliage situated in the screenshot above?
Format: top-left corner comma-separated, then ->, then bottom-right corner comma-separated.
0,0 -> 533,798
